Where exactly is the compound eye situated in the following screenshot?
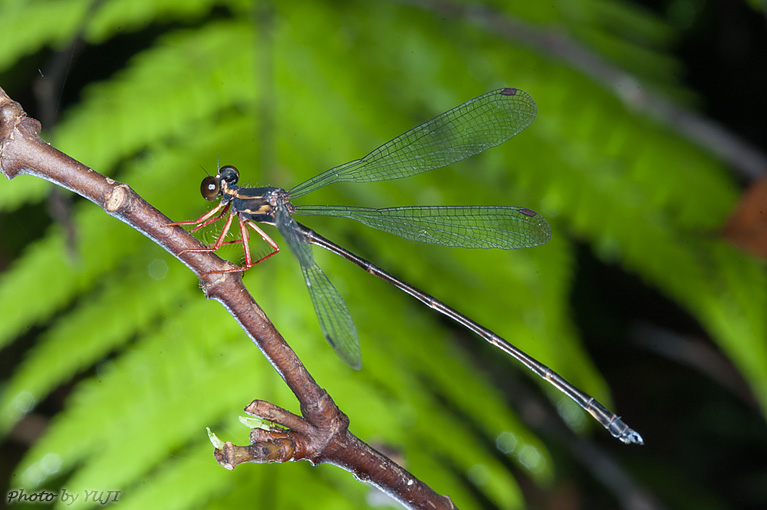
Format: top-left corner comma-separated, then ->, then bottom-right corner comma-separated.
200,176 -> 221,200
219,165 -> 240,186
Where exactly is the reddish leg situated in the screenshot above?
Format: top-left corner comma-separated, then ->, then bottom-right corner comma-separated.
168,206 -> 281,276
238,220 -> 281,268
166,202 -> 232,232
178,219 -> 281,278
177,211 -> 238,257
196,219 -> 280,276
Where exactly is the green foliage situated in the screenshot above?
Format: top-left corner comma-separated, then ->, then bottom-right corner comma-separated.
1,1 -> 764,509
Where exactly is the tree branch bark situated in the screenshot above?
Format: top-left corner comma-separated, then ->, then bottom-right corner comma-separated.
0,86 -> 455,510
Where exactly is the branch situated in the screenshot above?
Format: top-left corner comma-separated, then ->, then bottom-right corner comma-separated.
0,86 -> 455,510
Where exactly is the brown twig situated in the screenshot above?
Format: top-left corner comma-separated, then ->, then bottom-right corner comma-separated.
0,86 -> 455,510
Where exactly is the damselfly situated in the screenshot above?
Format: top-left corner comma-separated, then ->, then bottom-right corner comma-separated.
169,88 -> 643,444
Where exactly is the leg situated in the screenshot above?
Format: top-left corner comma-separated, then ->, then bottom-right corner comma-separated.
177,210 -> 237,257
199,219 -> 281,277
166,202 -> 231,233
240,220 -> 281,268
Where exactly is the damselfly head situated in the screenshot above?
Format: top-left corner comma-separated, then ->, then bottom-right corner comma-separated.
200,165 -> 240,201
